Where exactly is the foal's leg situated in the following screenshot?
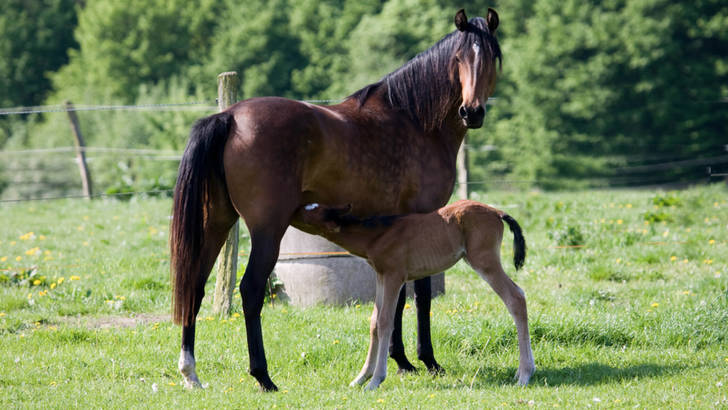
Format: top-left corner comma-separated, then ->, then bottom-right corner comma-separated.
350,297 -> 380,387
365,274 -> 404,391
351,276 -> 389,386
413,276 -> 443,374
389,286 -> 417,373
470,254 -> 534,385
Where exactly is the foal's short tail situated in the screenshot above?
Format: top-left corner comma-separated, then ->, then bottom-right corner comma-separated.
501,214 -> 526,270
170,112 -> 234,326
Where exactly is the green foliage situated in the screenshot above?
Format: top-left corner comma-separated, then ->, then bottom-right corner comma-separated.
0,0 -> 78,108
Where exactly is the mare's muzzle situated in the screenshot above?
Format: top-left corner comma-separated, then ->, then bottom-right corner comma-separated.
458,104 -> 485,128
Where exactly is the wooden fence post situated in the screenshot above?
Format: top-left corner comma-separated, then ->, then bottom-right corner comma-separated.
456,135 -> 469,199
213,72 -> 240,316
64,101 -> 93,199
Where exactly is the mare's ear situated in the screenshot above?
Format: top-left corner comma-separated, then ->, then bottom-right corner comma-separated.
487,8 -> 499,33
454,9 -> 468,32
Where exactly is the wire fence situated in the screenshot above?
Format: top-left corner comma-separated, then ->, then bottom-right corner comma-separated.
1,97 -> 726,204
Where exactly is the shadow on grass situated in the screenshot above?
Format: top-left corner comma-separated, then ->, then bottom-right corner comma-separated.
475,362 -> 689,387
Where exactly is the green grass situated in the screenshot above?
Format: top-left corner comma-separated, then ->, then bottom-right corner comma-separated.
1,186 -> 727,408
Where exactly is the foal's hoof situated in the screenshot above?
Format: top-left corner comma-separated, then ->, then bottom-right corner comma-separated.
514,365 -> 535,386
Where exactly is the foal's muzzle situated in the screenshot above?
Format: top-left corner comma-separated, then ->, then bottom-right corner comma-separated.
458,105 -> 485,128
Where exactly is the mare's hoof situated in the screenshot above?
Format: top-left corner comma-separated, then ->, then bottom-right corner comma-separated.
250,369 -> 278,392
423,359 -> 445,376
396,362 -> 418,375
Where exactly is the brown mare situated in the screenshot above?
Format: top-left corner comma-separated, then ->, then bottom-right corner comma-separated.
170,9 -> 502,391
297,200 -> 535,390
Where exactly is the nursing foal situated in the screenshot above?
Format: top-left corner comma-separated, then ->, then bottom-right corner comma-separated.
298,200 -> 535,390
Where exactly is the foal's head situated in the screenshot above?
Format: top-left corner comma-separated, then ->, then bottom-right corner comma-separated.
450,9 -> 501,129
299,203 -> 352,233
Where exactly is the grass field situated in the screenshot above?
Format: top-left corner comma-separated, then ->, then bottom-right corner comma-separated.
1,185 -> 726,408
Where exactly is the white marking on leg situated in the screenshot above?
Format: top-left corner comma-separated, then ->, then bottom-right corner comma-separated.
304,203 -> 319,211
178,349 -> 203,389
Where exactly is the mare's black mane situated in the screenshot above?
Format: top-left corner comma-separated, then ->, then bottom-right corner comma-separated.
348,17 -> 501,131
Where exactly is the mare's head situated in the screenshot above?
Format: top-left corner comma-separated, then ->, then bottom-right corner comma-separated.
450,9 -> 501,128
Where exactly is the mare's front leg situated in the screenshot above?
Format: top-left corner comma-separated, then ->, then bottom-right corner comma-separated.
365,274 -> 404,391
413,276 -> 444,374
240,229 -> 286,391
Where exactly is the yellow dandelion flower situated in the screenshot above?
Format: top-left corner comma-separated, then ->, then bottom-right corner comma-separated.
57,277 -> 64,284
82,241 -> 89,246
19,232 -> 34,241
205,316 -> 214,321
651,302 -> 659,308
168,382 -> 176,386
77,225 -> 84,231
33,280 -> 41,286
10,241 -> 16,245
377,399 -> 385,403
27,293 -> 32,299
39,235 -> 46,240
70,275 -> 80,281
232,312 -> 240,318
404,303 -> 411,309
662,230 -> 669,237
333,339 -> 340,345
0,256 -> 6,262
617,219 -> 623,225
626,204 -> 633,208
709,239 -> 715,245
0,312 -> 5,317
670,256 -> 677,261
16,256 -> 22,262
616,258 -> 621,264
25,247 -> 40,256
355,304 -> 361,309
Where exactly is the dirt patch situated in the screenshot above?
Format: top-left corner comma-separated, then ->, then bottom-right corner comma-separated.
60,313 -> 171,329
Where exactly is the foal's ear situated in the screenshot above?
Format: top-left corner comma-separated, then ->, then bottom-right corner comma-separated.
486,8 -> 499,33
454,9 -> 469,32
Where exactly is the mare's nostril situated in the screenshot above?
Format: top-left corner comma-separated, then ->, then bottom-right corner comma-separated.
475,105 -> 485,117
458,106 -> 468,119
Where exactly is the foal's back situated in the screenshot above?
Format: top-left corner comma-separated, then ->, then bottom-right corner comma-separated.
367,200 -> 506,280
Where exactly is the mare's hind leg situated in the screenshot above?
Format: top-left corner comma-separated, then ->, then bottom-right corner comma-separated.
239,223 -> 290,391
179,191 -> 238,388
469,253 -> 535,385
389,286 -> 417,373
